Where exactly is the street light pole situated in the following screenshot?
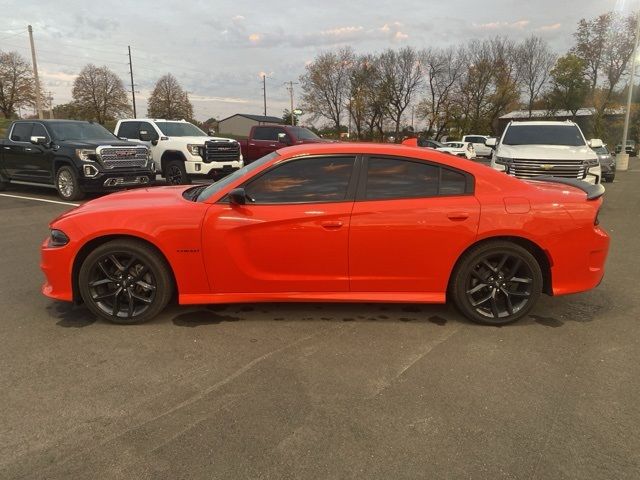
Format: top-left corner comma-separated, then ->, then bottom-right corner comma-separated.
619,11 -> 640,171
262,74 -> 267,117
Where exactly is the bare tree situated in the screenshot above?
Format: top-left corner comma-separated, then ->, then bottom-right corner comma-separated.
417,46 -> 465,139
379,47 -> 424,137
300,47 -> 354,131
147,73 -> 194,120
0,51 -> 37,118
347,54 -> 388,140
517,36 -> 557,117
572,13 -> 612,92
72,64 -> 130,123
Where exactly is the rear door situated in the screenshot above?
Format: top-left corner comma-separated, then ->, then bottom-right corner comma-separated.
3,122 -> 35,180
349,155 -> 480,294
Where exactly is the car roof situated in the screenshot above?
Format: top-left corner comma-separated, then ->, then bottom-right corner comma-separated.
120,118 -> 189,123
509,120 -> 578,126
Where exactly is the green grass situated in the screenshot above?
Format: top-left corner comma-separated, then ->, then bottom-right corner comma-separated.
0,118 -> 12,138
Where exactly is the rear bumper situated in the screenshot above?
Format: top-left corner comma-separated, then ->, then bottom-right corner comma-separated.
550,225 -> 610,296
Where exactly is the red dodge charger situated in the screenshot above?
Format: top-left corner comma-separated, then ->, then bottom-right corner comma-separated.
41,143 -> 609,325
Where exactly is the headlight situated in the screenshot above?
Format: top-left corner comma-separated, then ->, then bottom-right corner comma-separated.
49,229 -> 69,247
187,144 -> 202,156
495,156 -> 513,165
76,149 -> 97,161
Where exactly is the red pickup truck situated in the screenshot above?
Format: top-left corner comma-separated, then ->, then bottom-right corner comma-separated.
238,125 -> 331,162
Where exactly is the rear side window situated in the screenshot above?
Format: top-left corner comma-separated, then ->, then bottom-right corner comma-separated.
118,121 -> 139,139
244,156 -> 355,204
11,123 -> 33,142
364,157 -> 469,200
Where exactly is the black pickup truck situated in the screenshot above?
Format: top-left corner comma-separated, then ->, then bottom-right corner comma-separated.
0,119 -> 155,200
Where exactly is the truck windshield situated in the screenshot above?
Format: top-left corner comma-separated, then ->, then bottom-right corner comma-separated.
197,152 -> 280,202
502,125 -> 585,147
156,122 -> 206,137
289,127 -> 320,140
48,122 -> 118,141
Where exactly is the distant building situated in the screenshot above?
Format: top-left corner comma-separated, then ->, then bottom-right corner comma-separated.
217,113 -> 283,137
498,108 -> 624,136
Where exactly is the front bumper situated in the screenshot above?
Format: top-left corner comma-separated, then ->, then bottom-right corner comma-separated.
78,167 -> 155,192
41,237 -> 75,302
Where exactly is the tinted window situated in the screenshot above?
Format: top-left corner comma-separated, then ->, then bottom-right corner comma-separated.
502,125 -> 585,146
288,127 -> 320,140
466,136 -> 485,143
244,156 -> 355,204
31,124 -> 49,140
11,123 -> 33,142
138,122 -> 158,141
252,127 -> 282,141
365,157 -> 468,200
118,121 -> 139,139
49,122 -> 117,141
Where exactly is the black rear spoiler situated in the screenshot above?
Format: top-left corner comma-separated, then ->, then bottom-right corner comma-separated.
527,176 -> 605,200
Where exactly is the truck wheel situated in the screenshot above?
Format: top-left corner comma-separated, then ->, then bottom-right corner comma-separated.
56,166 -> 85,201
164,160 -> 191,185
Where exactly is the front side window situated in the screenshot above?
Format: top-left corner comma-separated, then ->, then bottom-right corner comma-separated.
118,121 -> 140,139
253,127 -> 280,141
364,157 -> 468,200
31,124 -> 50,141
138,122 -> 158,141
10,123 -> 33,142
244,156 -> 355,204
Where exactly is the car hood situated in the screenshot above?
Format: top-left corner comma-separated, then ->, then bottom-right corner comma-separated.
498,144 -> 597,160
164,136 -> 238,144
51,186 -> 193,223
57,139 -> 142,148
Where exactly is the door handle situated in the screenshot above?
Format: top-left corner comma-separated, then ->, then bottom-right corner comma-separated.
320,220 -> 343,230
447,212 -> 469,221
248,143 -> 255,146
25,147 -> 33,152
268,144 -> 276,147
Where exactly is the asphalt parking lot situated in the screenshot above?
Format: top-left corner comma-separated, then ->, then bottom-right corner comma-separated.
1,161 -> 639,480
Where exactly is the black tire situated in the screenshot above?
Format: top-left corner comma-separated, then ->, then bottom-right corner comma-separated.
164,160 -> 191,185
450,241 -> 543,325
78,239 -> 173,324
56,165 -> 85,201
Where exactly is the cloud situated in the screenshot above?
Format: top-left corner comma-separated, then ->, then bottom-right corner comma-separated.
474,19 -> 530,30
394,31 -> 409,41
538,22 -> 562,31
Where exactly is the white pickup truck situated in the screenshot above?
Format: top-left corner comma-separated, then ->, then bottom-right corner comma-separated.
488,121 -> 602,184
114,119 -> 243,184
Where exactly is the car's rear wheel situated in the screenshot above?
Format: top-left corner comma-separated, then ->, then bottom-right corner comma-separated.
78,239 -> 173,324
450,241 -> 543,325
164,160 -> 191,185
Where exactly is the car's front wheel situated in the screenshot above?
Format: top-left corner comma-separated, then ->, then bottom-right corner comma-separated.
56,166 -> 85,201
450,241 -> 543,325
164,160 -> 191,185
78,239 -> 173,324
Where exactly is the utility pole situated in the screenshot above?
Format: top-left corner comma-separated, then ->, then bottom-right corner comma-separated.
128,46 -> 137,118
47,91 -> 54,119
411,105 -> 415,131
284,81 -> 298,125
619,12 -> 640,171
262,74 -> 267,116
27,25 -> 43,119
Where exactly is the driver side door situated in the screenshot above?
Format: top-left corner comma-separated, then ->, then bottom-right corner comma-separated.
202,155 -> 358,293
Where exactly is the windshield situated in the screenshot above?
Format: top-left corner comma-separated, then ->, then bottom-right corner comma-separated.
502,125 -> 585,147
419,138 -> 445,148
197,152 -> 280,202
48,122 -> 118,141
594,146 -> 609,155
156,122 -> 206,137
289,126 -> 320,140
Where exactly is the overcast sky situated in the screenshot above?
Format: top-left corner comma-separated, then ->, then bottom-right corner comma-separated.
2,0 -> 638,124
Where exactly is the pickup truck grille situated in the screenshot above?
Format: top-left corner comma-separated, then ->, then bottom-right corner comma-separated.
510,159 -> 586,179
97,146 -> 148,169
204,141 -> 240,162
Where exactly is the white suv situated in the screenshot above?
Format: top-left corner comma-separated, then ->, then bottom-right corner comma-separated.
462,134 -> 492,158
114,119 -> 243,184
488,121 -> 602,185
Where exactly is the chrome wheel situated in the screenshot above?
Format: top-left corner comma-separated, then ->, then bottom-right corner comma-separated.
57,169 -> 74,198
87,252 -> 157,320
465,252 -> 534,320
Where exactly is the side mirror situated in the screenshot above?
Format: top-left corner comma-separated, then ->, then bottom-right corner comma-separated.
30,136 -> 48,146
277,132 -> 291,145
139,130 -> 153,142
588,139 -> 603,149
485,138 -> 497,148
228,188 -> 247,205
151,139 -> 158,146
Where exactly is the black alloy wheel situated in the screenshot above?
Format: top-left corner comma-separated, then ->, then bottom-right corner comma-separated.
79,240 -> 172,324
451,241 -> 542,325
165,160 -> 191,185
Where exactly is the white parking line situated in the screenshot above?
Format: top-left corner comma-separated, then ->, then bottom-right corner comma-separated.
0,193 -> 80,207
